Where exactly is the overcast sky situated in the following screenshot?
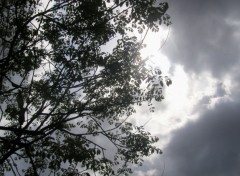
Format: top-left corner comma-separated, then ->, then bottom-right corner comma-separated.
132,0 -> 240,175
3,1 -> 240,175
28,1 -> 240,175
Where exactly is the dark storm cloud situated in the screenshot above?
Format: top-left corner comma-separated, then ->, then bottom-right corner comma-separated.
134,96 -> 240,176
153,1 -> 240,175
132,1 -> 240,175
163,97 -> 240,176
163,0 -> 240,77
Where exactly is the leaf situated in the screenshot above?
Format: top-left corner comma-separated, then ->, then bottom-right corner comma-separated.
166,79 -> 172,86
160,81 -> 164,87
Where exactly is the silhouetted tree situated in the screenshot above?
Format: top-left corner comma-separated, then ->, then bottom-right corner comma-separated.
0,0 -> 171,175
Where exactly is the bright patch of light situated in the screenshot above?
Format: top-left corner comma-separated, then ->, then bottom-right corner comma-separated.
133,29 -> 233,149
140,27 -> 170,63
165,65 -> 189,111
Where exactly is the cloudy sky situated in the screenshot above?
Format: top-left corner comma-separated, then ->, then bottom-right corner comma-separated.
2,1 -> 240,175
132,0 -> 240,175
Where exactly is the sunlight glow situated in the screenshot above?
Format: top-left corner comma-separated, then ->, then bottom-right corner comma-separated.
135,29 -> 231,148
140,27 -> 170,60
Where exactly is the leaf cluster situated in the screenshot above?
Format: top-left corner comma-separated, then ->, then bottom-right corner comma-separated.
0,0 -> 171,175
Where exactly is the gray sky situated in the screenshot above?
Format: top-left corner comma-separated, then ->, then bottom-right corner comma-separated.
2,1 -> 240,175
133,0 -> 240,175
165,0 -> 240,78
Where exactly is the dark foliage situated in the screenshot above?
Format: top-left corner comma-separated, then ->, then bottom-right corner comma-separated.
0,0 -> 171,175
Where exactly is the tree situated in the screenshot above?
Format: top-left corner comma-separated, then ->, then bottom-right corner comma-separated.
0,0 -> 171,175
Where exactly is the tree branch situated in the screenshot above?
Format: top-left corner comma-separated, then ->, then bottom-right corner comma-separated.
25,146 -> 38,176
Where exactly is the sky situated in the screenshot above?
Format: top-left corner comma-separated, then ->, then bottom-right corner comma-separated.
2,0 -> 240,175
131,0 -> 240,175
25,1 -> 240,175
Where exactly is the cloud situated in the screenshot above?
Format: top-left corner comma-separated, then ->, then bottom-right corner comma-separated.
162,0 -> 240,78
134,95 -> 240,176
163,96 -> 240,176
132,1 -> 240,175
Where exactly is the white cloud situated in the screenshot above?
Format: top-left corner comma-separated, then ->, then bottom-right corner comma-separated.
132,0 -> 240,175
